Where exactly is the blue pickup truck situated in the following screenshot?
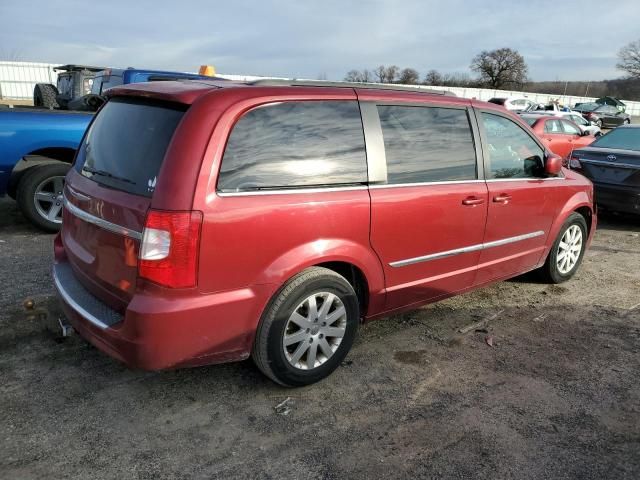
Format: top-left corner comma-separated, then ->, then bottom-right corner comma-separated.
0,68 -> 217,231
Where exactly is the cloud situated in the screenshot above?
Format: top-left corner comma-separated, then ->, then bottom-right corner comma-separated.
1,0 -> 639,80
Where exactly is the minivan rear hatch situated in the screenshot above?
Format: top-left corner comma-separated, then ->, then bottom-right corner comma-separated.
62,97 -> 186,311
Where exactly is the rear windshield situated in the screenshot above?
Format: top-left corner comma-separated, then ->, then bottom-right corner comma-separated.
75,98 -> 185,197
592,128 -> 640,151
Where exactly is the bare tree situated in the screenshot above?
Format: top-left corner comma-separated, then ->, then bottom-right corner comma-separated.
372,65 -> 399,83
344,70 -> 363,82
470,48 -> 528,88
373,65 -> 387,83
423,69 -> 443,85
617,39 -> 640,79
344,69 -> 373,83
398,68 -> 419,84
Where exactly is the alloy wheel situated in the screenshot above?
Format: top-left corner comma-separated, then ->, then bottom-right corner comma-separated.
282,292 -> 347,370
33,176 -> 65,224
556,225 -> 583,274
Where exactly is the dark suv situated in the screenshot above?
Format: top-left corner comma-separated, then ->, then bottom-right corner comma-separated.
54,80 -> 595,386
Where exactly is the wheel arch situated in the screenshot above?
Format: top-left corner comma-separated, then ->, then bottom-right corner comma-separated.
539,191 -> 594,267
4,147 -> 76,198
259,240 -> 386,319
23,147 -> 77,164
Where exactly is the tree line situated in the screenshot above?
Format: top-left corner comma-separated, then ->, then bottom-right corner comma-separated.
343,40 -> 640,101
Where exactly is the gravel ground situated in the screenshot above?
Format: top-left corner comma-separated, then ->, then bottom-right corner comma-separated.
1,196 -> 639,480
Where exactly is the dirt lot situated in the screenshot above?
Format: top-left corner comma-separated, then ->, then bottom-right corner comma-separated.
1,197 -> 639,480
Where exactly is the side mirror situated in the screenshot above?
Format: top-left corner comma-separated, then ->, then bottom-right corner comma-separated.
544,153 -> 563,176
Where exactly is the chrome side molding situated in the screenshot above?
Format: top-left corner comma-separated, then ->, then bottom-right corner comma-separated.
390,230 -> 545,267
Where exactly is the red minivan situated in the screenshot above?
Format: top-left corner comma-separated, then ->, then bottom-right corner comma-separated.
54,80 -> 596,386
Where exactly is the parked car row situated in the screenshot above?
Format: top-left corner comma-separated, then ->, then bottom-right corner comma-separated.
572,102 -> 631,129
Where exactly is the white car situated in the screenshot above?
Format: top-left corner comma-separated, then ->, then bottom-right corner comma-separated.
487,96 -> 538,112
522,110 -> 602,136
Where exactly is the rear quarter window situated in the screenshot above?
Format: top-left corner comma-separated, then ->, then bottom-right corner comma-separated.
75,98 -> 185,197
218,101 -> 367,192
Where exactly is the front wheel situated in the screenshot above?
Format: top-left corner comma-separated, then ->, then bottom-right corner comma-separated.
539,213 -> 588,283
252,267 -> 360,387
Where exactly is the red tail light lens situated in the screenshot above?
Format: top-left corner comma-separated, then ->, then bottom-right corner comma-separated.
138,210 -> 203,288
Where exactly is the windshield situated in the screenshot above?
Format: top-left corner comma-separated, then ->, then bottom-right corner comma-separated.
592,128 -> 640,151
75,98 -> 186,197
522,117 -> 538,126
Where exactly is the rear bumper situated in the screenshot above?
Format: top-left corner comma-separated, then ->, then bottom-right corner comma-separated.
594,183 -> 640,215
53,256 -> 274,370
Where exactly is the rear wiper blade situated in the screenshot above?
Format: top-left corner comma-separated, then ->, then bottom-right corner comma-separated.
82,166 -> 136,185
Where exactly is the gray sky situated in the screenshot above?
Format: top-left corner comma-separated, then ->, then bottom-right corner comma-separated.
1,0 -> 638,81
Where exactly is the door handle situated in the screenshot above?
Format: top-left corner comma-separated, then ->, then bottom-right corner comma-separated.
493,194 -> 512,203
462,196 -> 485,206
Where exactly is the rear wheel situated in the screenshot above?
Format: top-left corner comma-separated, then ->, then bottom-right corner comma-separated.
33,83 -> 59,109
595,119 -> 603,128
539,213 -> 588,283
16,163 -> 70,232
252,267 -> 359,387
624,118 -> 630,125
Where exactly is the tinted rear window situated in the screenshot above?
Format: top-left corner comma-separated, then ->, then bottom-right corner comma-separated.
592,128 -> 640,151
75,98 -> 185,197
218,101 -> 367,192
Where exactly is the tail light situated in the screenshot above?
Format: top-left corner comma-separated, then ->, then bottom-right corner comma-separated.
138,210 -> 203,288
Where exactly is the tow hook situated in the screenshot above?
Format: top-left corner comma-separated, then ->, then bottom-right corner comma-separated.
58,316 -> 74,337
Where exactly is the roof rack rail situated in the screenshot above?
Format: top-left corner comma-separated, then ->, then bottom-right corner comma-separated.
247,79 -> 455,96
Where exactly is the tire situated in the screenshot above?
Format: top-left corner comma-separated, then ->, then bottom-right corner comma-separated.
33,83 -> 59,109
16,163 -> 70,232
539,213 -> 588,284
595,119 -> 603,128
252,267 -> 360,387
624,118 -> 630,125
